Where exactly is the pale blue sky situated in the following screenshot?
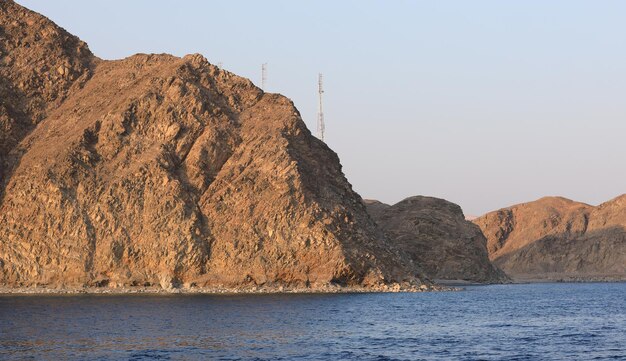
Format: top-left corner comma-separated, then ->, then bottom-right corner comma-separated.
19,1 -> 626,215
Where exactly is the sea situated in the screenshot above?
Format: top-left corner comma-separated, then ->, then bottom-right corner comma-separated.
0,282 -> 624,360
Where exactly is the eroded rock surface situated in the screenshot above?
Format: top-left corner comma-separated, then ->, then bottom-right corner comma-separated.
0,0 -> 95,185
365,197 -> 508,283
474,196 -> 626,280
0,1 -> 424,290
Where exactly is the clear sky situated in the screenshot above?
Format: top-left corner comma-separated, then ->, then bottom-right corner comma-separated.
18,1 -> 626,216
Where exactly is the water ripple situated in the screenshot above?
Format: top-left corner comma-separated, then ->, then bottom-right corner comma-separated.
0,283 -> 624,360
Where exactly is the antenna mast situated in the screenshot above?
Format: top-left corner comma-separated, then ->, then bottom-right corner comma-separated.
261,63 -> 268,91
317,73 -> 325,141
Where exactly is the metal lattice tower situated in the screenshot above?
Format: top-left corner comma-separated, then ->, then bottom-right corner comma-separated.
261,63 -> 268,91
317,73 -> 325,141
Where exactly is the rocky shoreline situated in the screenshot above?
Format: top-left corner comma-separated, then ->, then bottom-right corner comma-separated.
3,278 -> 623,296
0,283 -> 456,295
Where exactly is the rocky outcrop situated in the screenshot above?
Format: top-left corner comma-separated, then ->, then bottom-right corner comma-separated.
474,196 -> 626,280
365,197 -> 508,283
0,0 -> 95,185
0,1 -> 425,290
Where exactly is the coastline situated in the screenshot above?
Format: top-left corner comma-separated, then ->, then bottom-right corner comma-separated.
433,279 -> 509,286
508,274 -> 626,284
3,278 -> 624,296
0,284 -> 458,296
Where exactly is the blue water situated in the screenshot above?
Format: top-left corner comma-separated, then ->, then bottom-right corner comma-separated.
0,283 -> 625,360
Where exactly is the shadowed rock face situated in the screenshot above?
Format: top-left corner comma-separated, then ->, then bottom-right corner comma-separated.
474,196 -> 626,280
365,197 -> 508,283
0,1 -> 424,289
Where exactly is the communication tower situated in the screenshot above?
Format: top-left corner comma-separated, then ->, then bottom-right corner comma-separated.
261,63 -> 268,91
317,73 -> 325,141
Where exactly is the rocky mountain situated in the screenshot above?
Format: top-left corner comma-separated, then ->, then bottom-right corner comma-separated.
0,0 -> 94,186
474,196 -> 626,280
0,0 -> 426,291
365,197 -> 508,283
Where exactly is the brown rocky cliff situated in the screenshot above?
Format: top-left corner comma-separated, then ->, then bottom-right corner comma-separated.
474,196 -> 626,280
475,197 -> 593,260
0,1 -> 424,290
0,0 -> 95,184
365,196 -> 508,283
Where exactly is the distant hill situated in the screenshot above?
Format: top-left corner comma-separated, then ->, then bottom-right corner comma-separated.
365,196 -> 508,283
474,195 -> 626,281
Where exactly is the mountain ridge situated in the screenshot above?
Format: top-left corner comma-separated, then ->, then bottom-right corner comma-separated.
474,194 -> 626,280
